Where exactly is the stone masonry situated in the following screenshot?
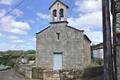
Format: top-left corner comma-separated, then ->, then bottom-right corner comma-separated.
36,0 -> 91,71
36,22 -> 91,70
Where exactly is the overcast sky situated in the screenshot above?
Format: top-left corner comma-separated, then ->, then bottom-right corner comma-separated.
0,0 -> 103,51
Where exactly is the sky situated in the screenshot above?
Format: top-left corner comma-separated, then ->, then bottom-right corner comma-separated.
0,0 -> 103,51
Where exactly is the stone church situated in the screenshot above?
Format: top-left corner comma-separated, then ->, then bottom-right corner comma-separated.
36,0 -> 91,70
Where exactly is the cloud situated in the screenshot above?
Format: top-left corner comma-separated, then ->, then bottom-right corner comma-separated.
0,9 -> 31,35
0,33 -> 2,37
85,31 -> 103,44
0,9 -> 6,17
68,0 -> 103,44
7,35 -> 19,40
0,36 -> 36,51
0,0 -> 14,5
29,37 -> 36,42
75,0 -> 101,13
0,42 -> 35,51
0,8 -> 33,51
37,12 -> 50,20
12,39 -> 24,43
68,11 -> 102,30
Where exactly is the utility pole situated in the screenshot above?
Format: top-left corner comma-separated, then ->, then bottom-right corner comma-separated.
111,0 -> 117,80
102,0 -> 113,80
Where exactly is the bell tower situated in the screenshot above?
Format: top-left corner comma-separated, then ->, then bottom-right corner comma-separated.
49,0 -> 69,23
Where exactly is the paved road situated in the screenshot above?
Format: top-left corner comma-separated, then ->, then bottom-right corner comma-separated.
0,70 -> 25,80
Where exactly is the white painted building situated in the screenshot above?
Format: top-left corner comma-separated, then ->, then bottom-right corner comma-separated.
91,43 -> 103,60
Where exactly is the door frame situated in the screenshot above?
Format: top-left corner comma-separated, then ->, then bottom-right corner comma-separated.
53,52 -> 63,70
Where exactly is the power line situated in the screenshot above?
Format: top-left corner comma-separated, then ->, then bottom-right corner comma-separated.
0,0 -> 25,19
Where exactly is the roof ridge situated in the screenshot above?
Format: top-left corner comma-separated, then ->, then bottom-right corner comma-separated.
49,0 -> 69,9
66,25 -> 84,32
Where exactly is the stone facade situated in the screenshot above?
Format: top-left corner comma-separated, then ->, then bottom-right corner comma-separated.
36,22 -> 91,70
112,0 -> 120,79
36,0 -> 91,71
116,13 -> 120,80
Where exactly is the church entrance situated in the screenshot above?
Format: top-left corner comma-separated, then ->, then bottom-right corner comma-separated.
53,52 -> 62,70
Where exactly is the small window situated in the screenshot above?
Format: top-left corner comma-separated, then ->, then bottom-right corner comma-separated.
56,33 -> 60,40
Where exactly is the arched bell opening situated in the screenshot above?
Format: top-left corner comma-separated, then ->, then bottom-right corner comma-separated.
59,8 -> 64,21
53,9 -> 57,21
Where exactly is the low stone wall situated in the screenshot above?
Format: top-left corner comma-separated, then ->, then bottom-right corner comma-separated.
59,70 -> 84,80
32,68 -> 84,80
32,68 -> 60,80
32,67 -> 44,80
59,66 -> 103,80
15,66 -> 103,80
44,70 -> 60,80
15,64 -> 32,79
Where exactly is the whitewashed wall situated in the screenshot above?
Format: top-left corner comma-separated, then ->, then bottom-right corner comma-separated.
93,49 -> 103,59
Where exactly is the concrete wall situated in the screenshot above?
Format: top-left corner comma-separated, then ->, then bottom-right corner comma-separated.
36,22 -> 91,70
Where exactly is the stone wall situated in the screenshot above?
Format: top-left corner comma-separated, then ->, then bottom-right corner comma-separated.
36,22 -> 91,70
83,37 -> 91,66
59,70 -> 83,80
31,67 -> 103,80
44,71 -> 60,80
32,67 -> 60,80
112,1 -> 120,80
116,13 -> 120,80
15,64 -> 32,79
32,67 -> 44,79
